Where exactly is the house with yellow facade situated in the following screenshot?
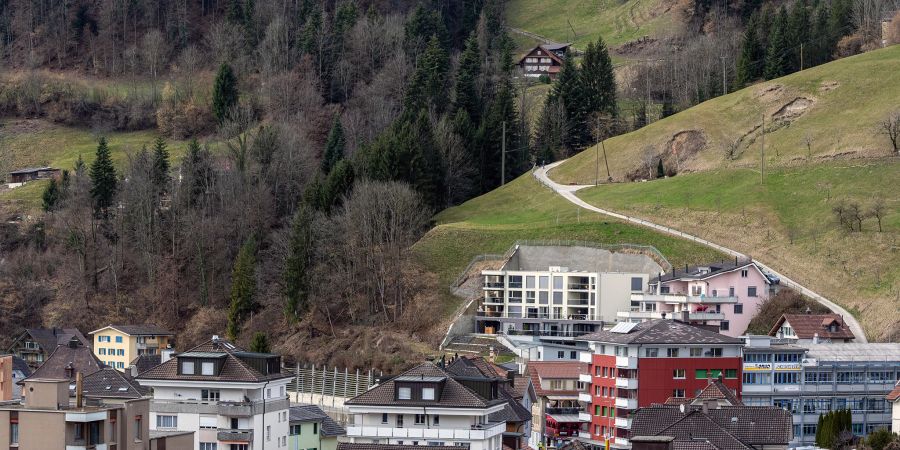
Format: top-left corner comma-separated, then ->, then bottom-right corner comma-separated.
88,325 -> 173,371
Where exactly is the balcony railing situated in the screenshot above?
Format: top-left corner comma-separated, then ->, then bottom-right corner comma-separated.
615,417 -> 632,429
578,373 -> 592,383
614,437 -> 631,448
615,356 -> 637,369
615,377 -> 638,390
578,412 -> 592,422
630,293 -> 739,304
217,428 -> 253,442
475,311 -> 603,321
484,282 -> 505,288
568,284 -> 591,290
346,422 -> 504,440
615,397 -> 637,409
506,329 -> 596,337
546,407 -> 584,415
150,397 -> 289,415
578,392 -> 592,403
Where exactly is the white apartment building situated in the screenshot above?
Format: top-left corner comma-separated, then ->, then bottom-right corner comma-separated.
476,244 -> 663,337
345,362 -> 507,450
136,336 -> 291,450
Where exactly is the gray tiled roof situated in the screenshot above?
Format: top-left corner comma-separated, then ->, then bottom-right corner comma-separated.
579,320 -> 742,345
653,260 -> 760,283
129,354 -> 161,375
289,404 -> 346,436
20,328 -> 90,353
446,357 -> 531,423
136,338 -> 289,383
82,367 -> 146,399
24,341 -> 103,382
93,324 -> 174,336
631,405 -> 793,448
346,362 -> 503,409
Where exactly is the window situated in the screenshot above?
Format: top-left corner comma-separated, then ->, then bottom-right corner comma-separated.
673,369 -> 686,379
803,424 -> 817,436
266,425 -> 271,441
667,348 -> 679,358
10,423 -> 18,444
200,416 -> 217,429
741,269 -> 748,278
805,372 -> 832,384
201,362 -> 215,375
595,385 -> 601,396
539,292 -> 549,304
747,286 -> 757,297
415,414 -> 426,424
672,389 -> 685,398
397,415 -> 404,427
134,416 -> 143,440
690,348 -> 702,357
774,372 -> 799,384
744,353 -> 771,363
381,413 -> 388,424
267,388 -> 272,398
157,415 -> 178,428
117,349 -> 125,356
709,348 -> 723,357
720,321 -> 730,331
200,442 -> 218,450
725,369 -> 738,379
539,276 -> 549,289
398,387 -> 411,399
181,360 -> 195,374
570,351 -> 577,359
280,386 -> 286,397
867,371 -> 894,383
709,369 -> 723,379
118,361 -> 124,369
115,336 -> 123,343
695,369 -> 708,379
553,277 -> 563,289
630,277 -> 643,291
201,389 -> 220,401
99,348 -> 106,355
837,372 -> 865,384
646,348 -> 659,357
99,336 -> 110,342
558,351 -> 565,359
743,373 -> 771,384
774,399 -> 797,413
422,387 -> 435,400
526,276 -> 535,288
774,353 -> 800,362
734,304 -> 743,314
313,423 -> 318,434
526,291 -> 536,302
552,292 -> 563,304
433,415 -> 439,425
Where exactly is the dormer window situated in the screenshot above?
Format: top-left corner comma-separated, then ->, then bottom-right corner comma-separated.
422,387 -> 435,400
182,360 -> 195,374
398,387 -> 412,400
201,362 -> 215,375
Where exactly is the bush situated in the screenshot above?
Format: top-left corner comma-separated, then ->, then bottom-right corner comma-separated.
745,288 -> 831,335
156,99 -> 213,139
539,74 -> 551,84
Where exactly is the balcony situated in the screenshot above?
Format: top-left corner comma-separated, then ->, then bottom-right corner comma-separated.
578,412 -> 592,422
615,397 -> 637,409
217,428 -> 253,442
614,437 -> 631,448
150,397 -> 290,415
615,417 -> 632,429
630,293 -> 738,304
546,407 -> 584,415
568,283 -> 590,290
484,282 -> 505,289
579,373 -> 592,383
217,401 -> 254,417
615,377 -> 638,390
689,312 -> 725,321
66,445 -> 107,450
346,422 -> 505,440
484,296 -> 504,304
617,311 -> 660,319
615,356 -> 637,369
578,392 -> 592,403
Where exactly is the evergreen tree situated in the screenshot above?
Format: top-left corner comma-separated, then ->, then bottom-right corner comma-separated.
74,154 -> 86,177
321,117 -> 346,175
764,7 -> 789,80
478,79 -> 520,192
404,5 -> 449,54
736,13 -> 761,86
549,54 -> 588,150
454,32 -> 482,124
303,176 -> 326,212
404,35 -> 450,112
809,4 -> 831,67
243,0 -> 257,47
322,159 -> 355,213
283,204 -> 313,320
227,0 -> 244,24
298,5 -> 322,55
89,137 -> 117,217
212,63 -> 239,123
580,36 -> 617,118
227,237 -> 259,340
183,138 -> 214,208
787,1 -> 810,72
249,331 -> 270,353
151,137 -> 170,194
828,0 -> 853,50
42,178 -> 60,212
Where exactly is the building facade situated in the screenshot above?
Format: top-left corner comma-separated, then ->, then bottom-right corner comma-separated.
579,320 -> 745,449
768,314 -> 855,343
345,362 -> 506,450
0,355 -> 30,400
889,382 -> 900,434
623,260 -> 772,337
741,336 -> 900,446
477,245 -> 662,338
136,336 -> 291,450
90,325 -> 174,371
525,361 -> 589,447
7,327 -> 90,367
517,43 -> 570,79
289,404 -> 346,450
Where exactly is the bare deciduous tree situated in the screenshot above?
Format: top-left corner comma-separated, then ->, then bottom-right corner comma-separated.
879,110 -> 900,154
141,29 -> 167,79
640,145 -> 657,180
869,197 -> 886,232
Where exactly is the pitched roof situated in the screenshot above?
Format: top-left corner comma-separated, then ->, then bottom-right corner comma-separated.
653,260 -> 767,284
769,314 -> 855,340
129,354 -> 162,375
2,355 -> 32,377
89,324 -> 174,336
527,361 -> 588,397
446,356 -> 532,423
631,405 -> 793,448
82,367 -> 146,399
579,320 -> 742,345
18,328 -> 90,353
289,405 -> 346,436
695,379 -> 742,406
887,382 -> 900,402
24,341 -> 103,382
339,444 -> 466,450
513,375 -> 537,402
136,338 -> 289,383
346,362 -> 503,409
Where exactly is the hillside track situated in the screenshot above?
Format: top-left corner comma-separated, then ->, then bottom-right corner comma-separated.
533,161 -> 868,343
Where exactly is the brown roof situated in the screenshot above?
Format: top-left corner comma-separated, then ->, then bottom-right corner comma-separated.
346,362 -> 503,409
887,382 -> 900,402
136,338 -> 289,383
517,43 -> 569,66
769,314 -> 855,340
580,320 -> 742,345
82,367 -> 146,399
527,361 -> 588,397
631,405 -> 793,448
24,341 -> 103,382
129,354 -> 162,375
695,379 -> 742,405
16,328 -> 90,353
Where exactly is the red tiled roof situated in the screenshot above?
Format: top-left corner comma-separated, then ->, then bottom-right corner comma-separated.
887,382 -> 900,402
696,379 -> 742,405
527,361 -> 587,397
769,314 -> 855,340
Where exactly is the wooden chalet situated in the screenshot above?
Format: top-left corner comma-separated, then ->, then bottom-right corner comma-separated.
517,43 -> 571,80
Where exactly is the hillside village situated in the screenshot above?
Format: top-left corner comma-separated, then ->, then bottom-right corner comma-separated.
0,0 -> 899,450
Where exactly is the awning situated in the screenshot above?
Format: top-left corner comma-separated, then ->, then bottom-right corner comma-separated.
547,414 -> 586,423
546,395 -> 578,401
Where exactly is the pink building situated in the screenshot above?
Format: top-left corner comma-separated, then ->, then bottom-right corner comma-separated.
617,260 -> 773,337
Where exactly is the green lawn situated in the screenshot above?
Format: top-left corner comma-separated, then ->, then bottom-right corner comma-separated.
506,0 -> 675,50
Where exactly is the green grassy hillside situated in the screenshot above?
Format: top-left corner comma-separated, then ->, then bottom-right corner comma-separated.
551,45 -> 900,184
506,0 -> 676,50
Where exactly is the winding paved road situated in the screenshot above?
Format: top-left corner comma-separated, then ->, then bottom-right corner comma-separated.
533,161 -> 867,343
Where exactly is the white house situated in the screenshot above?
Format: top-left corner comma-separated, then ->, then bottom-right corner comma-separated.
345,362 -> 507,450
136,336 -> 292,450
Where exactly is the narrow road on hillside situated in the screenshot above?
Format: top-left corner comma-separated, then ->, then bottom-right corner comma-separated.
533,161 -> 868,343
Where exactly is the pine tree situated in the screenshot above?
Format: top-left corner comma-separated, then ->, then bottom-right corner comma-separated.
212,63 -> 239,123
549,54 -> 588,150
404,5 -> 449,54
580,36 -> 617,118
736,14 -> 761,86
42,178 -> 60,212
249,331 -> 270,353
787,1 -> 810,72
321,117 -> 346,175
283,204 -> 313,320
89,137 -> 117,217
227,0 -> 244,24
764,7 -> 789,80
299,5 -> 322,55
478,79 -> 520,192
74,154 -> 86,177
183,139 -> 214,208
151,137 -> 170,194
322,159 -> 355,213
454,32 -> 482,124
404,35 -> 449,112
227,237 -> 259,340
243,0 -> 257,47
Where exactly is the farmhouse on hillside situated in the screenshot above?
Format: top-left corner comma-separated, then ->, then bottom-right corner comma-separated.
518,43 -> 571,79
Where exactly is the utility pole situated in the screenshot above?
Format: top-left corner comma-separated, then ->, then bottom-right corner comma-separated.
760,113 -> 765,184
721,56 -> 727,95
501,120 -> 506,186
800,43 -> 804,71
601,141 -> 611,180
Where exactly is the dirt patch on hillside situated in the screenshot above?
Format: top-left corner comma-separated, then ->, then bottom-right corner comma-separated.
0,118 -> 51,135
663,129 -> 707,168
772,97 -> 815,123
755,84 -> 784,101
819,81 -> 840,92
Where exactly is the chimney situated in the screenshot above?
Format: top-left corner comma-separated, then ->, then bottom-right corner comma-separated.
75,372 -> 84,408
805,307 -> 811,314
507,370 -> 516,387
701,400 -> 709,415
68,337 -> 80,349
160,346 -> 175,363
812,333 -> 819,344
64,363 -> 74,379
130,365 -> 139,378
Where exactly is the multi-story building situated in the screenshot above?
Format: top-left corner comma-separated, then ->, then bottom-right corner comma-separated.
6,327 -> 90,367
525,361 -> 589,446
622,260 -> 772,337
477,244 -> 663,337
517,43 -> 571,79
288,404 -> 346,450
345,362 -> 507,450
90,324 -> 175,371
22,335 -> 103,385
888,382 -> 900,434
0,355 -> 31,400
579,320 -> 745,449
135,335 -> 292,450
768,313 -> 855,343
741,335 -> 900,446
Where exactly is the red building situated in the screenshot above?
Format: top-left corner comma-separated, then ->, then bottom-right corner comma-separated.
577,320 -> 744,449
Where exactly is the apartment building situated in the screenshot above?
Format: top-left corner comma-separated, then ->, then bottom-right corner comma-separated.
741,335 -> 900,446
525,361 -> 589,447
622,260 -> 772,337
345,362 -> 507,450
6,327 -> 90,367
768,313 -> 855,343
888,382 -> 900,434
477,244 -> 663,337
90,325 -> 174,371
23,336 -> 103,384
579,320 -> 745,449
288,404 -> 346,450
135,335 -> 292,450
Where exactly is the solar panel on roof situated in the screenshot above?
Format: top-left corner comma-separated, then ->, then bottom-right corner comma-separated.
610,322 -> 639,334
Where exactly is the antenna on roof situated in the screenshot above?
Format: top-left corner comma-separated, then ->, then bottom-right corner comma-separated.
805,307 -> 811,314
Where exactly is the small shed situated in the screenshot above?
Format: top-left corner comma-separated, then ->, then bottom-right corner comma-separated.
8,167 -> 61,183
